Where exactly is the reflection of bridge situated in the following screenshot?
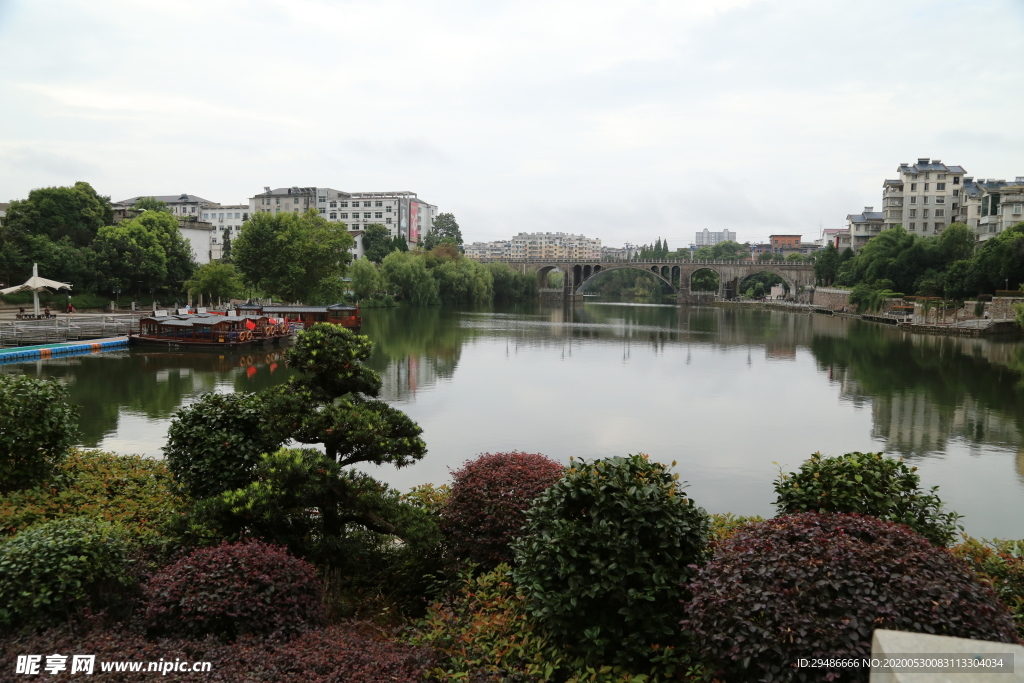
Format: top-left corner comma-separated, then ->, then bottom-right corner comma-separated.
476,258 -> 817,303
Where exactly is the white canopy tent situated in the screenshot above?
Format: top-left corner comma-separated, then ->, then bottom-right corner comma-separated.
0,263 -> 72,316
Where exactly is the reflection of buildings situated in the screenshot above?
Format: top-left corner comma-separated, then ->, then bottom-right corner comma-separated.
871,393 -> 1021,457
377,352 -> 460,401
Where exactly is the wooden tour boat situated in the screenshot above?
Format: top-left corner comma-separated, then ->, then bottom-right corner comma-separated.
128,312 -> 295,349
233,303 -> 361,333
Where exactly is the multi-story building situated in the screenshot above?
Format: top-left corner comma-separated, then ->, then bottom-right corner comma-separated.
956,177 -> 1024,242
693,228 -> 737,247
769,235 -> 801,253
881,158 -> 967,236
601,244 -> 636,260
507,232 -> 602,260
465,240 -> 512,259
844,207 -> 885,251
248,187 -> 437,244
113,193 -> 218,219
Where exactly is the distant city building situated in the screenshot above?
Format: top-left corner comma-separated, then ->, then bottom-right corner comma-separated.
506,232 -> 601,260
769,235 -> 801,253
0,202 -> 8,225
601,243 -> 636,260
956,176 -> 1024,242
881,158 -> 967,236
464,240 -> 511,259
816,228 -> 845,249
113,193 -> 217,219
842,207 -> 885,252
693,228 -> 737,247
248,187 -> 437,244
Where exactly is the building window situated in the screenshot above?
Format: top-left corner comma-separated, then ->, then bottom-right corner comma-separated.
938,174 -> 946,179
923,196 -> 929,204
910,183 -> 917,191
934,223 -> 943,230
364,212 -> 371,219
935,196 -> 945,204
293,198 -> 299,204
385,217 -> 392,224
909,209 -> 917,218
340,213 -> 348,219
909,223 -> 916,231
203,213 -> 209,219
953,189 -> 959,197
338,201 -> 347,207
385,206 -> 392,212
375,201 -> 383,207
243,213 -> 248,220
935,209 -> 944,217
924,183 -> 930,191
363,201 -> 371,207
319,208 -> 325,214
925,172 -> 931,180
375,212 -> 383,218
953,176 -> 960,184
1015,204 -> 1023,215
909,196 -> 917,204
329,212 -> 337,219
212,237 -> 218,244
276,198 -> 280,205
923,209 -> 930,218
936,183 -> 946,191
330,201 -> 336,208
318,196 -> 326,202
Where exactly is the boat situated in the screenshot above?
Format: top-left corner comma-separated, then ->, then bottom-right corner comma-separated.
233,303 -> 362,333
128,312 -> 294,349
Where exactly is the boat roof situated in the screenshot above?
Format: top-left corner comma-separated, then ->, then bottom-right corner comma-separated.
139,313 -> 272,327
236,303 -> 357,313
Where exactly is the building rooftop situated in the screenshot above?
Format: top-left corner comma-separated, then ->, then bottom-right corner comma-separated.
848,212 -> 885,223
897,159 -> 967,175
114,194 -> 216,206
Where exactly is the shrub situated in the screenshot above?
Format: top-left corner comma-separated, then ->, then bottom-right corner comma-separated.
512,454 -> 710,668
0,618 -> 434,683
685,514 -> 1017,682
0,449 -> 184,544
0,375 -> 78,492
442,451 -> 564,569
143,539 -> 324,640
774,451 -> 962,546
709,512 -> 764,543
0,517 -> 135,630
953,537 -> 1024,639
164,391 -> 284,500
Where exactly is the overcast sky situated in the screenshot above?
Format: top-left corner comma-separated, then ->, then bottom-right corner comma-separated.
1,0 -> 1023,247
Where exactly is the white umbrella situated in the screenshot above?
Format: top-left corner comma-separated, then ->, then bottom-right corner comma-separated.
0,263 -> 72,316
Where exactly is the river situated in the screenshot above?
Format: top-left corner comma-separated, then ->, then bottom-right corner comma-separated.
4,303 -> 1023,539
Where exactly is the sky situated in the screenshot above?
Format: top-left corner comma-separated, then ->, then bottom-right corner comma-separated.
1,0 -> 1023,248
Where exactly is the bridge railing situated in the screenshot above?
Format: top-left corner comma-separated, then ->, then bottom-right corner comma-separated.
471,257 -> 813,267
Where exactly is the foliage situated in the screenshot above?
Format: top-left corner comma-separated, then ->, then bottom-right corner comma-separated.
0,619 -> 435,683
814,243 -> 840,285
2,181 -> 112,250
144,539 -> 324,640
442,451 -> 564,570
233,210 -> 354,303
164,391 -> 285,500
91,220 -> 169,293
433,257 -> 494,305
691,240 -> 748,261
709,512 -> 764,542
486,261 -> 538,302
512,454 -> 711,668
362,223 -> 395,263
0,375 -> 78,493
0,517 -> 135,631
423,212 -> 463,249
380,250 -> 440,305
0,449 -> 184,545
773,451 -> 963,546
360,293 -> 396,307
953,537 -> 1024,639
348,256 -> 380,299
684,513 -> 1018,683
184,261 -> 243,303
133,196 -> 170,212
690,268 -> 719,291
848,282 -> 904,312
584,268 -> 671,301
1016,302 -> 1024,330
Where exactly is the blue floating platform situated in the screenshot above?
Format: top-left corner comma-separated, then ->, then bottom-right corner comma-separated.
0,337 -> 129,365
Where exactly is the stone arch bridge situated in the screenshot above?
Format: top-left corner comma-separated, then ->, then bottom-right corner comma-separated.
477,259 -> 816,303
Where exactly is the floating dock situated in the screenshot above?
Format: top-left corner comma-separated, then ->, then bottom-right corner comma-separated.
0,336 -> 129,365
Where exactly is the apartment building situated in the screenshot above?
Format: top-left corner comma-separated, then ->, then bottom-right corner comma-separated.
844,207 -> 885,251
881,158 -> 967,236
693,228 -> 737,247
601,244 -> 637,260
955,177 -> 1024,242
248,187 -> 437,244
508,232 -> 602,260
113,193 -> 217,219
464,240 -> 511,259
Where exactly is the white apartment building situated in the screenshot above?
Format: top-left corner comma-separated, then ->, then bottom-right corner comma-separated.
508,232 -> 602,260
248,187 -> 437,245
465,240 -> 511,259
881,158 -> 967,236
693,228 -> 737,247
601,244 -> 637,260
956,177 -> 1024,242
843,207 -> 885,252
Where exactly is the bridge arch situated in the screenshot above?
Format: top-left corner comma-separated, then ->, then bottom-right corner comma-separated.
737,267 -> 799,298
574,263 -> 678,293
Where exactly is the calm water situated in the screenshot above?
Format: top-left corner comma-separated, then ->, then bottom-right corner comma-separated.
4,303 -> 1024,539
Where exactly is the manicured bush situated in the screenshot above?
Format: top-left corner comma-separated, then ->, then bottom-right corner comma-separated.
143,539 -> 324,640
512,454 -> 711,668
0,449 -> 184,544
953,537 -> 1024,639
442,451 -> 564,569
774,451 -> 962,546
164,391 -> 285,500
685,513 -> 1017,683
0,517 -> 135,630
0,618 -> 434,683
0,374 -> 78,492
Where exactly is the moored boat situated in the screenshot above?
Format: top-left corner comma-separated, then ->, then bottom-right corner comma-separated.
234,303 -> 361,332
128,312 -> 294,349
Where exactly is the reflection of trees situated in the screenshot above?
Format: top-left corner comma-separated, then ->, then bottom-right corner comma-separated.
809,324 -> 1024,456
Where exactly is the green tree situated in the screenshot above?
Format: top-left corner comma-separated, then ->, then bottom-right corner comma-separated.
133,210 -> 197,289
185,261 -> 243,305
486,261 -> 538,302
380,251 -> 440,305
2,181 -> 113,249
220,228 -> 232,262
939,223 -> 975,263
814,243 -> 840,285
785,252 -> 804,262
391,234 -> 409,253
348,257 -> 380,300
134,196 -> 170,213
91,220 -> 168,294
234,210 -> 354,302
362,223 -> 394,263
423,213 -> 463,249
433,258 -> 493,305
